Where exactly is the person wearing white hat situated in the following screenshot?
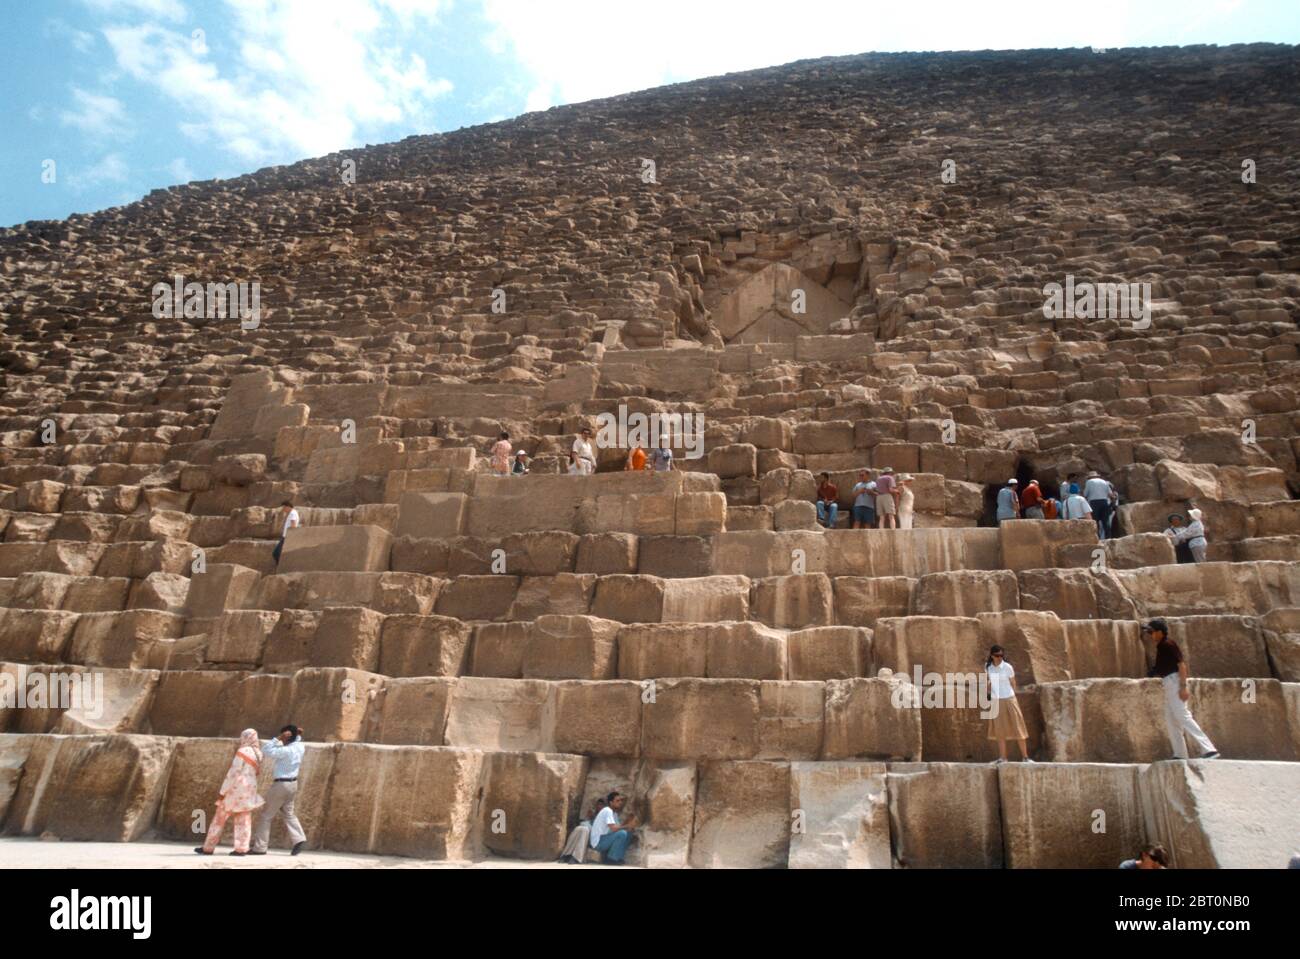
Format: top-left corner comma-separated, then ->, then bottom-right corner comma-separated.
1083,470 -> 1114,540
1167,507 -> 1208,562
995,479 -> 1020,525
896,474 -> 915,529
511,450 -> 530,476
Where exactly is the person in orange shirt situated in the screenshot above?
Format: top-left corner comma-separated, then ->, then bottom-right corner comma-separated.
625,443 -> 648,471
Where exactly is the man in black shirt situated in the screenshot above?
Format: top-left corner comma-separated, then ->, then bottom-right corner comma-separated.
1142,618 -> 1218,760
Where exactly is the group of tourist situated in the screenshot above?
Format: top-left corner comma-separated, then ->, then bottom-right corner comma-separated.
558,791 -> 638,865
996,470 -> 1120,538
815,467 -> 915,529
488,427 -> 677,477
195,724 -> 309,856
1163,509 -> 1209,562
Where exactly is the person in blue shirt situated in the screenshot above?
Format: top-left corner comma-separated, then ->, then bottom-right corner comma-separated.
250,724 -> 308,856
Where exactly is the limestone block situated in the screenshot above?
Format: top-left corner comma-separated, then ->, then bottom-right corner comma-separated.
832,576 -> 914,628
1017,568 -> 1139,620
365,677 -> 454,746
636,535 -> 714,578
206,610 -> 280,666
1260,608 -> 1300,681
468,622 -> 531,678
379,614 -> 471,678
616,623 -> 709,679
55,667 -> 159,736
575,533 -> 639,574
823,678 -> 922,761
758,681 -> 824,759
552,680 -> 642,756
1000,519 -> 1097,571
1165,615 -> 1271,678
444,677 -> 553,751
289,667 -> 384,743
148,671 -> 245,737
689,760 -> 791,868
278,525 -> 392,574
220,674 -> 294,738
886,762 -> 1003,868
912,569 -> 1019,617
642,678 -> 760,760
0,609 -> 80,663
998,763 -> 1144,868
675,491 -> 726,536
434,575 -> 520,621
309,606 -> 386,672
478,750 -> 589,859
706,621 -> 787,680
976,610 -> 1071,685
521,614 -> 621,680
508,573 -> 596,620
787,625 -> 872,680
395,491 -> 467,540
1061,619 -> 1146,679
498,531 -> 579,575
753,573 -> 833,628
789,761 -> 891,868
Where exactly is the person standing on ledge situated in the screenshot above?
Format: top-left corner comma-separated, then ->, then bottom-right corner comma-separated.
995,478 -> 1020,525
984,645 -> 1033,764
1142,618 -> 1218,761
250,724 -> 309,856
896,473 -> 915,529
512,449 -> 530,476
490,431 -> 513,477
850,470 -> 877,529
625,442 -> 647,472
651,435 -> 674,472
1083,470 -> 1114,540
875,466 -> 898,529
1020,479 -> 1044,519
573,427 -> 597,475
271,499 -> 299,565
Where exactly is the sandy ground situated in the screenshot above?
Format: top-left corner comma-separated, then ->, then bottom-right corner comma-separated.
1,837 -> 631,869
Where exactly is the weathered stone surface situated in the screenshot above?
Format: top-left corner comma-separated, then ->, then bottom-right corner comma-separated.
788,761 -> 891,868
278,525 -> 392,574
887,762 -> 1003,868
999,763 -> 1145,869
823,678 -> 922,761
689,760 -> 791,868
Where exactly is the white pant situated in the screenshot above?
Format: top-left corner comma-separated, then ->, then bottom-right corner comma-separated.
1162,674 -> 1215,759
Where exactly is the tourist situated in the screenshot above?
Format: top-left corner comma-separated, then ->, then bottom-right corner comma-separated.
875,466 -> 898,529
589,790 -> 638,865
625,442 -> 647,471
850,470 -> 877,529
1170,508 -> 1208,563
815,472 -> 839,529
995,478 -> 1020,525
1020,479 -> 1044,519
572,427 -> 597,475
1083,470 -> 1114,540
1141,618 -> 1218,761
1059,472 -> 1079,516
271,499 -> 300,565
984,645 -> 1033,763
511,450 -> 530,476
558,798 -> 606,864
249,724 -> 309,856
1119,844 -> 1169,869
1163,513 -> 1194,564
897,473 -> 915,529
194,729 -> 264,857
490,431 -> 512,477
651,435 -> 674,472
1062,483 -> 1092,521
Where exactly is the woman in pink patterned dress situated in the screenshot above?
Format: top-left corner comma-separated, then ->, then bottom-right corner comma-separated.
195,729 -> 265,857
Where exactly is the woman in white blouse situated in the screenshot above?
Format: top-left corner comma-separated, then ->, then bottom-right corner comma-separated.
984,645 -> 1033,763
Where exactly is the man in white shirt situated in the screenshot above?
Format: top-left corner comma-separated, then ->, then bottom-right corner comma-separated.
572,427 -> 596,475
588,790 -> 638,864
271,500 -> 300,564
1082,471 -> 1113,540
1063,488 -> 1093,521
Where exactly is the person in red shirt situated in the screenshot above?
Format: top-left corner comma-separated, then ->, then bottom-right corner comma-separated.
1021,479 -> 1044,519
816,472 -> 839,529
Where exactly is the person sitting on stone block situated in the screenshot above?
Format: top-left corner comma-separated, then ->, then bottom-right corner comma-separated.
271,499 -> 299,564
589,790 -> 638,865
850,470 -> 876,529
1119,843 -> 1169,869
1142,618 -> 1218,761
490,431 -> 513,477
559,798 -> 606,864
815,472 -> 839,529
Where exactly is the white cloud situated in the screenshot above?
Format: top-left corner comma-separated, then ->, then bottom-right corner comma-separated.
480,0 -> 1145,111
167,157 -> 196,182
100,0 -> 454,165
45,18 -> 97,52
60,88 -> 129,138
80,0 -> 187,21
68,153 -> 131,191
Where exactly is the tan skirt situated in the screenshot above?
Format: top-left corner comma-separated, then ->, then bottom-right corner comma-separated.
986,695 -> 1028,740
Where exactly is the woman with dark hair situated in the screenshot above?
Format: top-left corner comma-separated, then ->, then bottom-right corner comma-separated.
984,645 -> 1032,763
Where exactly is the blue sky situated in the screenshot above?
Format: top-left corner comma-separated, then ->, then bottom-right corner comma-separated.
2,0 -> 1296,227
